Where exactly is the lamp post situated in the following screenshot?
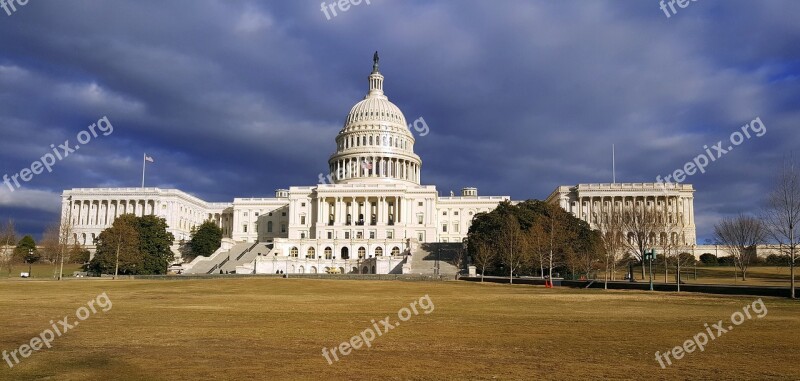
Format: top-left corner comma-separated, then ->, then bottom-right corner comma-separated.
28,248 -> 33,278
434,249 -> 440,277
645,249 -> 655,291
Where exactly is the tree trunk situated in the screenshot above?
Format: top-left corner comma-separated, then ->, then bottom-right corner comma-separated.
791,251 -> 795,299
640,261 -> 645,280
539,256 -> 544,279
791,246 -> 796,299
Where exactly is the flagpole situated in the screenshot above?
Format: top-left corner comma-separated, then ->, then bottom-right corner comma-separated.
141,153 -> 146,189
612,144 -> 616,184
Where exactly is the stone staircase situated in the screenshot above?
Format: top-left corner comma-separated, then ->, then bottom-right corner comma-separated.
219,243 -> 272,273
183,242 -> 256,274
406,242 -> 463,277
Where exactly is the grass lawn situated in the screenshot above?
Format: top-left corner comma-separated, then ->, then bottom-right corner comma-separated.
0,263 -> 84,280
606,265 -> 795,287
0,278 -> 798,380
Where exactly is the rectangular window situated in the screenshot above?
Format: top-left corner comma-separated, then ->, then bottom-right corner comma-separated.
327,231 -> 333,239
454,223 -> 460,233
357,231 -> 363,239
369,231 -> 376,239
418,202 -> 423,206
442,223 -> 448,233
243,212 -> 248,217
255,212 -> 259,217
417,214 -> 424,224
243,224 -> 248,233
301,216 -> 306,225
281,224 -> 286,233
417,232 -> 424,242
282,212 -> 286,216
301,202 -> 306,207
454,211 -> 459,216
345,231 -> 351,239
442,211 -> 447,216
387,230 -> 394,239
300,232 -> 306,239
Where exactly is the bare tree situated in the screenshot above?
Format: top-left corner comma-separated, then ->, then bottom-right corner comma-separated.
498,214 -> 526,284
620,203 -> 660,280
714,214 -> 766,281
525,223 -> 547,278
658,221 -> 686,290
596,213 -> 624,289
57,219 -> 78,280
41,223 -> 61,278
0,219 -> 16,276
544,209 -> 572,285
471,239 -> 494,282
762,157 -> 800,298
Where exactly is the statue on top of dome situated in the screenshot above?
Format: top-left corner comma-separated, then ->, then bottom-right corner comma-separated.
372,51 -> 379,73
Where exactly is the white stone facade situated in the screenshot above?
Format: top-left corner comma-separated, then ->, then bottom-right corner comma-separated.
546,182 -> 697,246
59,57 -> 701,272
60,57 -> 510,271
61,187 -> 233,248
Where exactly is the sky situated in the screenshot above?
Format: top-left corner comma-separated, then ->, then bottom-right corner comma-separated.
0,0 -> 798,243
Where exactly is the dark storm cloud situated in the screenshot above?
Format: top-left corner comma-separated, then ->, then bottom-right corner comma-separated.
0,0 -> 798,241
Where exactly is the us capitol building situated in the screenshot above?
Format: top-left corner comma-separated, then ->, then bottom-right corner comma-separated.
60,54 -> 697,275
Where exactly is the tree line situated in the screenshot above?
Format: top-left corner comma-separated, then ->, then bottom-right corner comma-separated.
467,200 -> 602,284
0,219 -> 88,278
0,214 -> 223,278
467,156 -> 800,299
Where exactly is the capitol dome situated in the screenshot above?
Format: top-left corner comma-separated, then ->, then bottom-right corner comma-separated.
328,52 -> 422,185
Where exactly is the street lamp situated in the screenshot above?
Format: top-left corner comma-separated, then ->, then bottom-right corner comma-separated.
28,248 -> 33,278
645,248 -> 656,291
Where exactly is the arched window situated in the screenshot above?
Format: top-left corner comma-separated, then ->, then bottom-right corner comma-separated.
362,136 -> 366,145
391,246 -> 400,256
290,247 -> 298,257
358,247 -> 366,259
307,247 -> 316,259
375,247 -> 383,256
324,247 -> 332,259
369,136 -> 373,145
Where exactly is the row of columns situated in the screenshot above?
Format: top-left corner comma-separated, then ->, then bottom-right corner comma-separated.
340,134 -> 410,152
317,196 -> 404,226
329,156 -> 420,183
573,195 -> 694,226
69,199 -> 155,226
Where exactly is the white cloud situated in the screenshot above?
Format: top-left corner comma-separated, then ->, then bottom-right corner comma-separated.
0,188 -> 61,213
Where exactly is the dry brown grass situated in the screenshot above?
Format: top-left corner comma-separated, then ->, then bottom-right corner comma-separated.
0,278 -> 798,380
609,265 -> 795,287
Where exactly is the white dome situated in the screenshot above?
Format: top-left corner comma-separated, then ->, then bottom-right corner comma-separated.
327,53 -> 422,185
345,97 -> 408,128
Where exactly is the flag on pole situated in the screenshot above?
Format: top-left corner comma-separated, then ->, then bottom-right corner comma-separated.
142,153 -> 154,188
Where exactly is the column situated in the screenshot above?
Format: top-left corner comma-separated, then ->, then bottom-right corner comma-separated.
378,197 -> 385,224
396,197 -> 401,224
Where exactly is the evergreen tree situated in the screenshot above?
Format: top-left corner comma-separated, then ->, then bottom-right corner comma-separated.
190,221 -> 223,258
